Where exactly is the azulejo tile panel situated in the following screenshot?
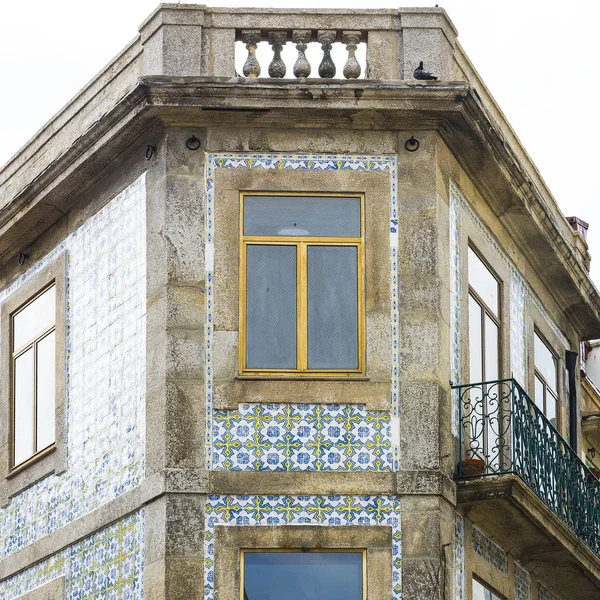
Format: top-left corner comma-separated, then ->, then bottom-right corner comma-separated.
205,495 -> 401,600
454,511 -> 465,600
471,524 -> 507,575
0,511 -> 144,599
510,275 -> 527,388
213,403 -> 392,471
205,154 -> 399,470
538,584 -> 559,600
0,175 -> 146,558
449,184 -> 462,436
515,562 -> 530,600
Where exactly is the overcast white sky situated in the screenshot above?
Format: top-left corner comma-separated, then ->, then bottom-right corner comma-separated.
1,0 -> 599,284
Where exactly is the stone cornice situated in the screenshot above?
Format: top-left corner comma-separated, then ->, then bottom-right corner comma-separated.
0,77 -> 598,336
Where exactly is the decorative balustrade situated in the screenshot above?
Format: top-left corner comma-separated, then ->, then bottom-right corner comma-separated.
238,29 -> 366,79
454,378 -> 600,557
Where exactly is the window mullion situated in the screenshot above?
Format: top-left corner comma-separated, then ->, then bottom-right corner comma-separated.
298,242 -> 308,371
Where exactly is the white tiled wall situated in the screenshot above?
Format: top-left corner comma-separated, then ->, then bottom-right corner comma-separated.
0,174 -> 146,559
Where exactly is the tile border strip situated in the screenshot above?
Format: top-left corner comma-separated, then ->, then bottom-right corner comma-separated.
205,494 -> 401,600
204,154 -> 399,470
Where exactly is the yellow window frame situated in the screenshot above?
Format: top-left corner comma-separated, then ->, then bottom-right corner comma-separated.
240,548 -> 367,600
239,191 -> 366,377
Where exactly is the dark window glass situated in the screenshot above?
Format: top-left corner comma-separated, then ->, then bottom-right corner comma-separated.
244,195 -> 361,237
246,245 -> 297,369
307,246 -> 358,369
243,551 -> 363,600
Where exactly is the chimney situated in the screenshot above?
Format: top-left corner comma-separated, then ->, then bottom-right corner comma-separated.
567,216 -> 589,241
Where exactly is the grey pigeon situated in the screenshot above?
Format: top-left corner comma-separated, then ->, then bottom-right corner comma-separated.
413,61 -> 438,80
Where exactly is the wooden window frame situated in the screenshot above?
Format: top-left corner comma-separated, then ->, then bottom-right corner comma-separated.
240,548 -> 367,600
0,254 -> 67,507
238,192 -> 366,377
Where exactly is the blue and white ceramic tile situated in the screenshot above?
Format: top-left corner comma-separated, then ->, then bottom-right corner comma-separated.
449,184 -> 462,436
213,403 -> 392,471
454,511 -> 465,600
0,176 -> 146,559
515,562 -> 530,600
538,583 -> 559,600
205,495 -> 401,600
510,275 -> 527,387
0,511 -> 144,599
205,154 -> 399,470
472,524 -> 507,575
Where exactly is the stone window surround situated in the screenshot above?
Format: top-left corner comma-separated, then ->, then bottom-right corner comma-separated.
0,254 -> 67,507
466,523 -> 511,600
211,167 -> 392,411
214,525 -> 391,600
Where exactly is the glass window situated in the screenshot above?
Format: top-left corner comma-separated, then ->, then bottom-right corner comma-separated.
243,195 -> 361,237
534,332 -> 559,428
11,284 -> 56,467
468,247 -> 499,318
240,193 -> 364,375
242,551 -> 364,600
472,578 -> 503,600
467,247 -> 501,465
468,246 -> 501,383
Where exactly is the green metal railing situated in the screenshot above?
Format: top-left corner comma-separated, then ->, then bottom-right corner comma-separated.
454,378 -> 600,557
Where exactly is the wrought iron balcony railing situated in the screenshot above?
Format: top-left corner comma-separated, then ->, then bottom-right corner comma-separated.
454,378 -> 600,557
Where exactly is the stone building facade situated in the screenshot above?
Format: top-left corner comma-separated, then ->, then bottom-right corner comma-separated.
1,4 -> 600,600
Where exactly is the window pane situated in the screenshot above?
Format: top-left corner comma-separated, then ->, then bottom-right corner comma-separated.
484,315 -> 499,381
36,331 -> 56,451
547,391 -> 558,428
14,348 -> 34,466
13,285 -> 56,351
535,374 -> 545,413
472,579 -> 500,600
307,246 -> 358,370
246,245 -> 297,369
244,552 -> 363,600
469,294 -> 483,383
534,333 -> 558,393
468,248 -> 499,317
244,195 -> 361,237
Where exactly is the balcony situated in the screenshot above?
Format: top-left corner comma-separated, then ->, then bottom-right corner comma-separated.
454,378 -> 600,596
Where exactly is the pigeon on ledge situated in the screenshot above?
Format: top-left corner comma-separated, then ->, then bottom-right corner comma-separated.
413,61 -> 438,80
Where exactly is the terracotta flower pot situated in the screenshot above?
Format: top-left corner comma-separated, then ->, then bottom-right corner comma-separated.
458,458 -> 486,477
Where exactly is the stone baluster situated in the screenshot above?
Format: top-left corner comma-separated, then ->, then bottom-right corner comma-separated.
317,30 -> 337,78
267,31 -> 288,78
292,30 -> 312,78
342,31 -> 362,79
241,30 -> 262,77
